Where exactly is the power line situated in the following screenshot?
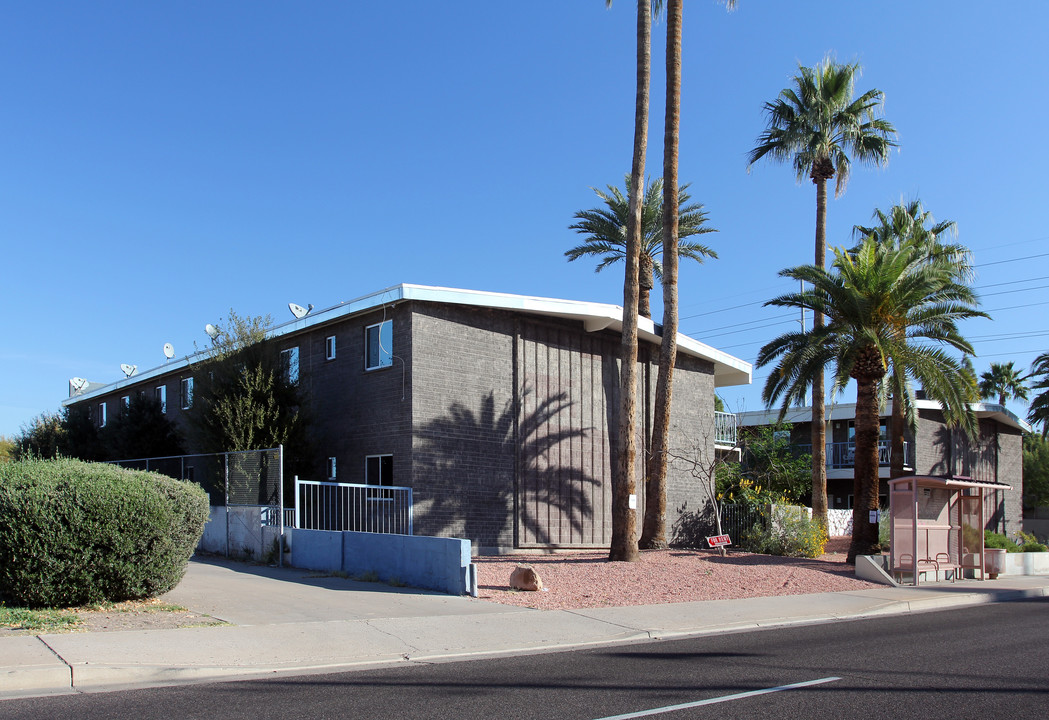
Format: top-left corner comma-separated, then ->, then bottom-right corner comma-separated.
976,251 -> 1049,268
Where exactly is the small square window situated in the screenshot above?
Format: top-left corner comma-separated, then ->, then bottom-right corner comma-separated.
180,377 -> 194,410
155,385 -> 166,413
280,347 -> 300,384
326,335 -> 337,361
365,321 -> 392,370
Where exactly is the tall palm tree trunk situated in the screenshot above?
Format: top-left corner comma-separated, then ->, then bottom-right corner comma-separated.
638,253 -> 654,319
640,0 -> 681,550
849,349 -> 886,563
610,0 -> 652,563
810,163 -> 832,533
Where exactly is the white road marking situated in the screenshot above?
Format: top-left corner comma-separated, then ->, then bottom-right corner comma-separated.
591,676 -> 842,719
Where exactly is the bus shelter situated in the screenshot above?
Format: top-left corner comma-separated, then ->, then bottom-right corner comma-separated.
888,475 -> 1012,586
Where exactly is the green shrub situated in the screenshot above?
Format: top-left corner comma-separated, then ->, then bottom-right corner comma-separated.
740,505 -> 828,559
1015,530 -> 1049,553
984,530 -> 1020,553
0,458 -> 209,607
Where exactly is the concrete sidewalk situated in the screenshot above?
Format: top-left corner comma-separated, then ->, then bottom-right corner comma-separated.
3,557 -> 1048,700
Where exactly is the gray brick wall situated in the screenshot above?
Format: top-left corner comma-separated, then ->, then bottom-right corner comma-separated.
407,303 -> 517,552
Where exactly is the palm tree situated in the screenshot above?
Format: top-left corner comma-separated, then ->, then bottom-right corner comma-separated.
638,0 -> 735,550
566,176 -> 717,318
852,200 -> 969,479
1027,352 -> 1049,437
757,240 -> 986,562
747,57 -> 897,531
979,361 -> 1030,407
604,0 -> 663,563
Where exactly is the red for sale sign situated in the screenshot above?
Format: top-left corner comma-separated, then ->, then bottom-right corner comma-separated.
706,534 -> 731,548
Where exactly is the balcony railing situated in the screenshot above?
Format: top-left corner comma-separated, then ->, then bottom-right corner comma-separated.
793,441 -> 913,470
715,411 -> 738,447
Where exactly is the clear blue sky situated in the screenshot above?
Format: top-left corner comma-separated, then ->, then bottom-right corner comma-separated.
3,1 -> 1047,438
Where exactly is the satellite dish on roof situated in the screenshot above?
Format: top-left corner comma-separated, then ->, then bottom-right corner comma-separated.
289,302 -> 313,319
205,323 -> 221,340
163,343 -> 175,360
120,363 -> 138,378
69,377 -> 88,395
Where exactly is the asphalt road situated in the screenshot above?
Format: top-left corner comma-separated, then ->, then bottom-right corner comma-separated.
4,599 -> 1047,719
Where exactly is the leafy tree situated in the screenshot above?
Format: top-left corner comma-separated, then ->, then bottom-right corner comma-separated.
748,57 -> 897,531
1027,351 -> 1049,437
566,176 -> 717,318
102,395 -> 184,460
640,0 -> 734,551
61,405 -> 105,461
0,435 -> 15,463
13,411 -> 64,459
978,361 -> 1029,407
757,239 -> 985,561
720,424 -> 812,506
183,310 -> 311,460
852,199 -> 970,479
1022,433 -> 1049,509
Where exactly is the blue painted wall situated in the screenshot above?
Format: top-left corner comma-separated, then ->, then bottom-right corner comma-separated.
289,529 -> 472,595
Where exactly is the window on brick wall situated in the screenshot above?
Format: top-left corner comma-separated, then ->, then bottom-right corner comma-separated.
180,377 -> 194,409
280,347 -> 300,385
120,396 -> 130,414
155,385 -> 167,413
98,402 -> 107,428
365,321 -> 392,370
326,335 -> 336,361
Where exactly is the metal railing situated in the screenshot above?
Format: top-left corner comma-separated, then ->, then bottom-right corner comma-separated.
793,441 -> 913,469
294,477 -> 413,535
714,411 -> 738,446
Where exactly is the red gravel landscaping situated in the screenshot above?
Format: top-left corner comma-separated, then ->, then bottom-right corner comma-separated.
473,537 -> 880,610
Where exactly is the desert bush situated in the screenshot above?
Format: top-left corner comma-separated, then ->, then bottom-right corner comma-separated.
740,505 -> 828,558
0,458 -> 209,607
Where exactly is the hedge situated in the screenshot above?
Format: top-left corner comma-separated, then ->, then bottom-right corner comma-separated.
0,457 -> 209,607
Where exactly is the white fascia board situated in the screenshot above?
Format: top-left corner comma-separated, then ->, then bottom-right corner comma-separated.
914,398 -> 1031,433
738,401 -> 897,427
63,283 -> 752,405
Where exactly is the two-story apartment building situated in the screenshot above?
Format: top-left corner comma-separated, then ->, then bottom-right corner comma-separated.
63,284 -> 752,554
738,398 -> 1028,535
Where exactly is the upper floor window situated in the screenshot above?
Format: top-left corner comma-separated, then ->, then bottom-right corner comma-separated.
98,402 -> 107,428
365,321 -> 392,370
326,335 -> 337,361
120,395 -> 130,412
155,385 -> 167,413
328,456 -> 337,479
180,377 -> 194,410
280,347 -> 300,385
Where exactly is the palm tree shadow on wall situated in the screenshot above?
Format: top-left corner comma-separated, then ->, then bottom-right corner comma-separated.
414,388 -> 599,547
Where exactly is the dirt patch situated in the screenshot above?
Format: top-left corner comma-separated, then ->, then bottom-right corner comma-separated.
0,598 -> 226,636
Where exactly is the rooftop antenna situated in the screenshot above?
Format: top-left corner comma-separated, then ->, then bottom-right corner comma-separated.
205,323 -> 221,340
69,377 -> 88,396
120,363 -> 138,378
289,302 -> 313,320
163,343 -> 175,360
